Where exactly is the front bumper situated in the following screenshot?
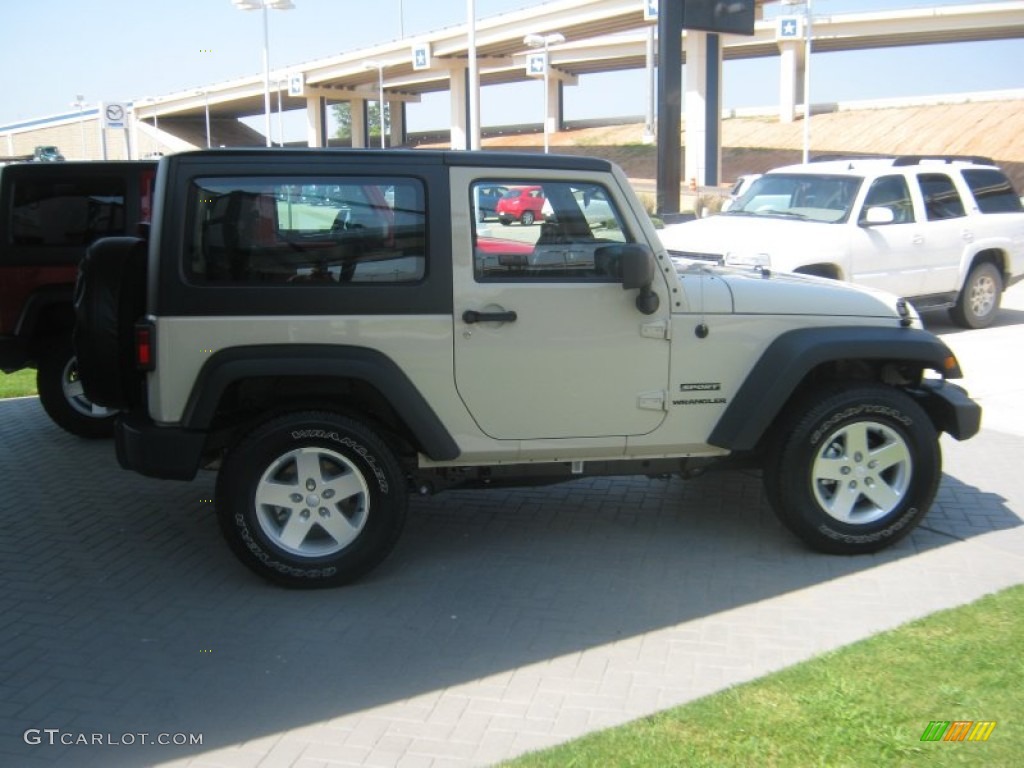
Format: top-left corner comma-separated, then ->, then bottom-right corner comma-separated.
914,380 -> 982,441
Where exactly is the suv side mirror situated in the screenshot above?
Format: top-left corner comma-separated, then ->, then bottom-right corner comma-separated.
597,244 -> 660,315
862,206 -> 896,226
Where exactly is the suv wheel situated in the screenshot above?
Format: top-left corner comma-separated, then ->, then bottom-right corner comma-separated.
764,384 -> 940,554
216,412 -> 407,588
36,339 -> 116,438
950,262 -> 1002,330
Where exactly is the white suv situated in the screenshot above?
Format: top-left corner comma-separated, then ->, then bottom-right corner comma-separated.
660,156 -> 1024,328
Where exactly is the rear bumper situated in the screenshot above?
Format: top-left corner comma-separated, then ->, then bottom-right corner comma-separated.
914,380 -> 982,441
115,413 -> 206,481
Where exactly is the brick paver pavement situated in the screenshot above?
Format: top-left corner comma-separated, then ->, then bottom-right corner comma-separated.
2,288 -> 1022,767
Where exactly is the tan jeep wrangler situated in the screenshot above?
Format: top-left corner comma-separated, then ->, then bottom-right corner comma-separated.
73,149 -> 981,587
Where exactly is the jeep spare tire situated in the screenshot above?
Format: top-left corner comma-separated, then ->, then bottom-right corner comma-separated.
73,237 -> 148,409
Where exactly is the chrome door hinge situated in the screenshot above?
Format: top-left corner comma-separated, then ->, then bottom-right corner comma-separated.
640,320 -> 670,340
637,391 -> 667,411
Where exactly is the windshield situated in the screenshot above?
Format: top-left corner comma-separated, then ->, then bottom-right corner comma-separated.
729,173 -> 863,223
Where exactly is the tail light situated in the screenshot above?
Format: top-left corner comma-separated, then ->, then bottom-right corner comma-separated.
134,320 -> 155,371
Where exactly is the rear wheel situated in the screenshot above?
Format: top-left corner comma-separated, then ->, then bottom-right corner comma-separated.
216,411 -> 407,588
764,384 -> 940,554
36,339 -> 116,438
950,262 -> 1001,329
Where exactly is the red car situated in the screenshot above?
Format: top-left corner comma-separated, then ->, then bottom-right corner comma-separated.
495,185 -> 545,226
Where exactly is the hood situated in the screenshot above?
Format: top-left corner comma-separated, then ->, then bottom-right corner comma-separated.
672,260 -> 913,322
660,213 -> 845,267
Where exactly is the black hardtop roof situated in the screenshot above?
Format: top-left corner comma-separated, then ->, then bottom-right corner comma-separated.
166,147 -> 615,173
0,159 -> 156,172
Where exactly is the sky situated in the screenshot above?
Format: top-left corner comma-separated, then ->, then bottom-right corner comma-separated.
1,0 -> 1022,138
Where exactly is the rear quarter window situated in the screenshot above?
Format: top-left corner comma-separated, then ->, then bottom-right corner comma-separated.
10,177 -> 126,246
186,176 -> 426,285
961,169 -> 1024,214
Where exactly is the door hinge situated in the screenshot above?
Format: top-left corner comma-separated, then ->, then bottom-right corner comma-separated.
641,320 -> 670,339
637,391 -> 667,411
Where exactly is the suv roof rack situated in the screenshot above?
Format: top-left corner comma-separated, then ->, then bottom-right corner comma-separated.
809,154 -> 891,163
891,155 -> 995,167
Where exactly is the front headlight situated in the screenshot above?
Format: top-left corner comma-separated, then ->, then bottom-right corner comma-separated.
725,251 -> 771,268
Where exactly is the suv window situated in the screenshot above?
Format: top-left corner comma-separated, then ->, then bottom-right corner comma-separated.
186,177 -> 425,284
917,173 -> 966,220
961,169 -> 1024,214
472,180 -> 631,281
10,177 -> 126,246
860,175 -> 915,224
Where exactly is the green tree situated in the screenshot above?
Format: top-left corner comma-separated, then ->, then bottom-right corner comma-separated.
331,101 -> 389,141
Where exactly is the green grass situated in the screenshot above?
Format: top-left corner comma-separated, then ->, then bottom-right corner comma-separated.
0,369 -> 37,398
506,585 -> 1023,768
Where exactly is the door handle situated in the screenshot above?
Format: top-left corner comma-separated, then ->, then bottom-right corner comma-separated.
961,229 -> 974,243
912,234 -> 924,245
463,309 -> 517,324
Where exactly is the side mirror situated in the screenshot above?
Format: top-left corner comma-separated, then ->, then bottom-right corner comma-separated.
597,244 -> 661,315
863,206 -> 896,226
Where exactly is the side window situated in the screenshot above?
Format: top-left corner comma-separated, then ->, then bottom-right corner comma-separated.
187,176 -> 425,284
962,169 -> 1024,214
917,173 -> 966,220
471,180 -> 631,281
11,177 -> 126,246
860,175 -> 914,224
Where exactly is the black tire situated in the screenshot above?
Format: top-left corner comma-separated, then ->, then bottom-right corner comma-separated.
36,339 -> 116,439
763,384 -> 941,555
949,262 -> 1002,329
73,237 -> 148,408
499,218 -> 511,226
520,210 -> 535,226
216,411 -> 407,588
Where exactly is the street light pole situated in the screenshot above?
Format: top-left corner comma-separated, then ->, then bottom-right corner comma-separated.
363,61 -> 387,149
276,78 -> 285,146
524,32 -> 565,154
204,91 -> 212,148
467,0 -> 480,150
782,0 -> 813,162
232,0 -> 295,147
803,0 -> 813,163
71,95 -> 87,159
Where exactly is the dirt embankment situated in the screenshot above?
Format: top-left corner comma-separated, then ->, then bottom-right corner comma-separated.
416,100 -> 1024,190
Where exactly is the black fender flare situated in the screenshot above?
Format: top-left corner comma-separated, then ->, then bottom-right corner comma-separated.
13,284 -> 75,339
182,344 -> 461,461
708,326 -> 964,451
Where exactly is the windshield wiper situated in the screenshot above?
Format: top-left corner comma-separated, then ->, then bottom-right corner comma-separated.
752,208 -> 809,220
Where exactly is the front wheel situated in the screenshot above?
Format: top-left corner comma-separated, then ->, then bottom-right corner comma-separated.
950,262 -> 1002,329
520,210 -> 535,226
216,412 -> 407,588
37,340 -> 116,438
763,384 -> 941,554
